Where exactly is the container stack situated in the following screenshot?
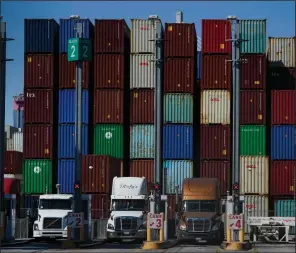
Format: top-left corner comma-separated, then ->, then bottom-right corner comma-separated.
199,19 -> 232,197
57,18 -> 94,194
23,19 -> 59,194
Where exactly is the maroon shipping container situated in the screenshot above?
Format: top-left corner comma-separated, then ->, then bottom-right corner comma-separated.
200,125 -> 231,160
201,55 -> 231,89
59,54 -> 90,89
23,124 -> 53,159
202,19 -> 232,54
129,160 -> 154,184
94,19 -> 130,53
164,58 -> 195,93
24,54 -> 57,89
200,160 -> 230,196
164,23 -> 197,58
167,195 -> 178,219
24,89 -> 54,124
130,90 -> 154,124
268,67 -> 296,90
271,90 -> 296,125
91,194 -> 110,219
94,54 -> 126,89
82,155 -> 122,193
4,151 -> 23,174
94,90 -> 124,124
241,54 -> 266,90
240,90 -> 266,124
270,161 -> 295,196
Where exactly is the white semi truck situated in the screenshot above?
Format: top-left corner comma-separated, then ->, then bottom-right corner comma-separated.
106,177 -> 149,242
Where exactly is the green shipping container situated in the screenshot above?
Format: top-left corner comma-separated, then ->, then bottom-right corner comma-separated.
275,200 -> 295,234
23,159 -> 53,194
240,19 -> 266,54
240,125 -> 266,156
94,124 -> 123,159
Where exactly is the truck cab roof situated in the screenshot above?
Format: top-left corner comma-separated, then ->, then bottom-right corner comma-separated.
39,194 -> 73,200
111,177 -> 147,198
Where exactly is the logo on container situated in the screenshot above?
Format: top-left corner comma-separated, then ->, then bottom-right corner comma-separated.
105,132 -> 112,139
246,204 -> 256,209
140,26 -> 150,31
210,98 -> 220,102
140,62 -> 149,66
246,165 -> 256,169
34,166 -> 41,174
26,92 -> 36,98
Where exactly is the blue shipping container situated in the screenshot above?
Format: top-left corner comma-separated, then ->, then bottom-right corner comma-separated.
13,110 -> 23,129
163,125 -> 193,159
25,19 -> 59,54
271,125 -> 296,160
58,159 -> 75,194
59,19 -> 94,53
58,89 -> 89,123
274,199 -> 295,234
197,51 -> 201,80
58,124 -> 88,158
163,160 -> 193,194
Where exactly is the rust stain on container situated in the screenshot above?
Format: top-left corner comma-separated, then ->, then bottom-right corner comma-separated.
240,90 -> 266,124
94,90 -> 124,124
4,151 -> 23,174
129,160 -> 154,185
91,193 -> 110,219
130,90 -> 154,124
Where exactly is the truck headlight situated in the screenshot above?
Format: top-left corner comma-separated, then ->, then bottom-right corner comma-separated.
139,221 -> 147,230
179,223 -> 186,231
107,224 -> 114,230
33,224 -> 39,231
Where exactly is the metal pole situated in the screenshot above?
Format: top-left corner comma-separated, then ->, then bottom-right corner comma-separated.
294,0 -> 296,247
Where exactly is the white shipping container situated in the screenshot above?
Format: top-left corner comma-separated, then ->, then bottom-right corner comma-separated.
268,37 -> 296,68
13,131 -> 23,152
130,54 -> 155,89
6,138 -> 14,151
5,125 -> 18,139
240,156 -> 269,195
200,90 -> 231,124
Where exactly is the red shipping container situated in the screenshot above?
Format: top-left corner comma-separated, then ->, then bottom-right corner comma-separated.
129,160 -> 154,184
271,90 -> 296,125
5,151 -> 23,174
24,89 -> 54,124
270,161 -> 295,196
164,23 -> 197,58
59,54 -> 90,89
91,194 -> 110,219
130,90 -> 154,124
164,58 -> 195,93
202,19 -> 232,54
94,54 -> 126,89
94,19 -> 130,53
82,155 -> 122,193
167,195 -> 178,219
200,161 -> 230,196
241,54 -> 266,90
4,178 -> 21,194
23,124 -> 53,159
94,90 -> 124,124
240,90 -> 266,124
200,125 -> 231,160
201,55 -> 232,89
24,54 -> 57,89
268,67 -> 296,90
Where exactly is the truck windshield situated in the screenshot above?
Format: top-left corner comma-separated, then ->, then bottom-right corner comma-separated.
39,199 -> 72,210
182,200 -> 216,212
112,199 -> 146,211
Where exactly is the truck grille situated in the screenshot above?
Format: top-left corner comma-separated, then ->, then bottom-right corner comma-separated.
187,218 -> 211,232
115,217 -> 138,230
43,217 -> 62,229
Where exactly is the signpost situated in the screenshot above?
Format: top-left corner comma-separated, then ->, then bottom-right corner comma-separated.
67,212 -> 83,228
228,214 -> 243,230
148,213 -> 163,230
67,38 -> 92,62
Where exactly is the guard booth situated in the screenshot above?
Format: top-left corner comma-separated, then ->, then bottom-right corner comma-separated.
81,194 -> 92,241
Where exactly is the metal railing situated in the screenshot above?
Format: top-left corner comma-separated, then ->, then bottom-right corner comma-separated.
14,218 -> 29,239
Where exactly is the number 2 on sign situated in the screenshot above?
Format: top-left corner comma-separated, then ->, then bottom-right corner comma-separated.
71,45 -> 75,58
156,218 -> 161,228
82,45 -> 88,57
75,217 -> 81,227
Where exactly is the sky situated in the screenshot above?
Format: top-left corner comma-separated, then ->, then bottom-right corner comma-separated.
2,1 -> 295,125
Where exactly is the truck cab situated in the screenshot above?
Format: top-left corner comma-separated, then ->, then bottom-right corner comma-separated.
175,178 -> 224,244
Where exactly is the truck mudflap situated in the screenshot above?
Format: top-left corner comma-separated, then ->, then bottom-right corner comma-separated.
107,230 -> 146,241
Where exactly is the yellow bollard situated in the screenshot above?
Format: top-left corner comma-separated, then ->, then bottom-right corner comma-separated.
239,217 -> 244,243
159,213 -> 164,242
226,215 -> 231,243
147,215 -> 151,242
80,213 -> 84,241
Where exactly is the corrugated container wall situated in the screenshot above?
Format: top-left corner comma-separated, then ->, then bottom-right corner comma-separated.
164,23 -> 196,57
163,125 -> 193,159
201,55 -> 232,90
200,125 -> 231,160
95,19 -> 130,54
13,110 -> 24,129
201,19 -> 232,54
131,19 -> 157,54
240,90 -> 266,124
200,90 -> 231,125
130,125 -> 154,159
130,90 -> 154,124
268,67 -> 296,90
164,94 -> 193,124
240,156 -> 269,195
13,132 -> 23,152
164,58 -> 195,93
94,90 -> 124,124
59,18 -> 94,53
271,90 -> 296,125
268,37 -> 296,68
23,195 -> 39,212
5,125 -> 19,138
271,161 -> 295,196
5,151 -> 23,174
130,54 -> 155,89
5,138 -> 14,151
91,194 -> 110,219
241,54 -> 266,90
200,161 -> 230,196
239,19 -> 267,54
197,51 -> 201,80
240,125 -> 266,156
274,200 -> 295,218
129,160 -> 154,184
24,19 -> 59,54
271,126 -> 296,160
58,159 -> 75,194
164,160 -> 193,194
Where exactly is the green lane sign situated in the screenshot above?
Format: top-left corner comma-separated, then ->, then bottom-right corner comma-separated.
67,38 -> 92,62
